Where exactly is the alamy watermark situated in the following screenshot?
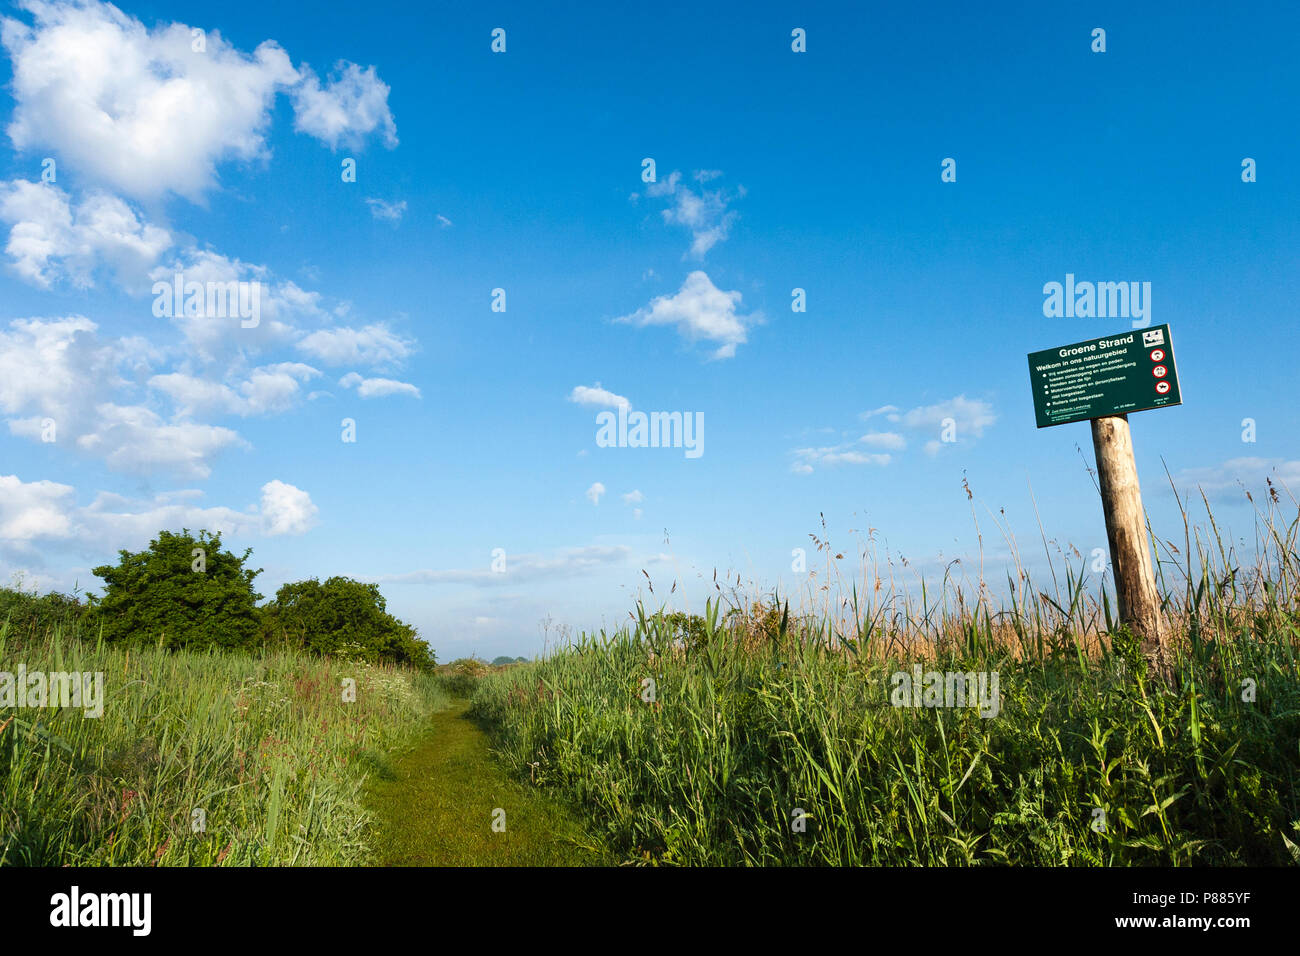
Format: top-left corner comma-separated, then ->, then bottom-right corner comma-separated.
0,667 -> 104,718
152,272 -> 261,328
50,886 -> 150,936
889,665 -> 1000,718
1042,273 -> 1151,327
595,407 -> 704,459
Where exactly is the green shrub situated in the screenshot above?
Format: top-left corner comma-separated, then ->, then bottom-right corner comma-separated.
90,529 -> 262,651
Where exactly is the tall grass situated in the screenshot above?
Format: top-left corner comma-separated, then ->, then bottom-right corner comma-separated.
472,490 -> 1300,865
0,616 -> 448,866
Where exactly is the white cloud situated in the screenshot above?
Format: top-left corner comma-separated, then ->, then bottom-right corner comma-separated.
621,489 -> 644,505
365,198 -> 406,222
0,1 -> 396,202
615,270 -> 758,360
148,249 -> 315,363
260,479 -> 318,535
898,395 -> 997,439
297,323 -> 413,366
860,405 -> 901,421
150,362 -> 319,417
0,316 -> 115,430
338,371 -> 420,399
292,61 -> 397,150
0,473 -> 318,550
568,383 -> 630,410
436,214 -> 452,228
791,440 -> 893,472
860,431 -> 906,450
76,403 -> 247,479
0,180 -> 171,288
0,474 -> 75,540
2,0 -> 296,200
793,397 -> 995,471
644,169 -> 741,258
586,482 -> 606,505
78,488 -> 257,544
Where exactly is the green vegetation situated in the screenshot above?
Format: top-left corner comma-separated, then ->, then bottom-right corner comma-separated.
91,529 -> 263,651
63,529 -> 433,669
260,576 -> 434,669
0,614 -> 448,865
0,528 -> 443,865
472,495 -> 1300,865
365,701 -> 606,866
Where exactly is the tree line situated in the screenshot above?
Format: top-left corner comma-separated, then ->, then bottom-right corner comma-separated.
12,529 -> 435,670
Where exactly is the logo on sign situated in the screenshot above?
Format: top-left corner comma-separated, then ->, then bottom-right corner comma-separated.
1142,329 -> 1165,347
1152,365 -> 1168,378
1156,381 -> 1171,394
1149,348 -> 1165,362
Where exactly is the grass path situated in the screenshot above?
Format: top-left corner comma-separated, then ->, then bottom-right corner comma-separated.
365,700 -> 608,866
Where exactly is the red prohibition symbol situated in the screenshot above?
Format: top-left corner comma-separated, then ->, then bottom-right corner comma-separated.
1155,381 -> 1171,395
1149,349 -> 1165,362
1152,365 -> 1168,378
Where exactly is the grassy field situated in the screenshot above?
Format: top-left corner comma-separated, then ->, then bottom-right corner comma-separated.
471,493 -> 1300,866
5,490 -> 1298,867
0,620 -> 448,866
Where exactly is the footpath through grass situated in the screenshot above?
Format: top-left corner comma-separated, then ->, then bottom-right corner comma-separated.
365,700 -> 607,866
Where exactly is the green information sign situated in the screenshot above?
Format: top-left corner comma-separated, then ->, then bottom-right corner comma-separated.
1027,324 -> 1181,428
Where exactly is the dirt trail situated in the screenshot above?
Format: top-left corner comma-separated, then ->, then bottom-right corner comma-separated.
365,700 -> 606,866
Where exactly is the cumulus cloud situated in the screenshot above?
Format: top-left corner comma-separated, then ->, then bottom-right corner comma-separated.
0,0 -> 396,201
292,61 -> 398,150
568,383 -> 630,410
0,474 -> 75,540
615,270 -> 758,360
586,482 -> 606,505
338,371 -> 420,399
150,363 -> 320,417
76,403 -> 247,480
621,489 -> 644,504
297,323 -> 414,366
260,479 -> 319,535
0,180 -> 171,288
0,473 -> 318,551
0,316 -> 267,478
0,316 -> 116,429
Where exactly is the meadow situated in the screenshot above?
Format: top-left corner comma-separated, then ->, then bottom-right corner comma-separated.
4,488 -> 1298,867
471,489 -> 1300,865
0,601 -> 449,866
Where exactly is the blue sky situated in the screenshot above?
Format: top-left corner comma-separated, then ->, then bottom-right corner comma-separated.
0,0 -> 1296,660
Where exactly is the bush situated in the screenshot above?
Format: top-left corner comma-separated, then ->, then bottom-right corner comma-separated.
90,529 -> 262,651
260,576 -> 434,670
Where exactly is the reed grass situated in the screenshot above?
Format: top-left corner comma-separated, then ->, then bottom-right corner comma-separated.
472,487 -> 1300,865
0,618 -> 448,866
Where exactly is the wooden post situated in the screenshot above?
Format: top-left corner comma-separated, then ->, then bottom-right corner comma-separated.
1090,414 -> 1171,682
